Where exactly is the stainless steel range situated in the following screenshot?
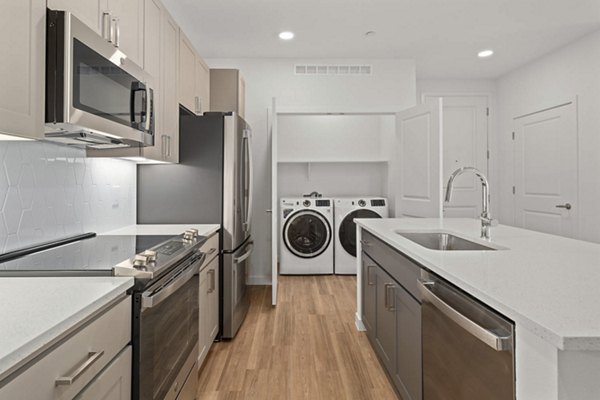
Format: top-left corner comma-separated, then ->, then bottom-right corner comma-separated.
0,229 -> 207,400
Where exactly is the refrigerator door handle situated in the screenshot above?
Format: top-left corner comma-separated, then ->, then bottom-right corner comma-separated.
234,241 -> 254,264
243,128 -> 254,232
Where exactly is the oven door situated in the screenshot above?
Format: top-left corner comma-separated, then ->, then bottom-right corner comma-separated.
135,255 -> 203,400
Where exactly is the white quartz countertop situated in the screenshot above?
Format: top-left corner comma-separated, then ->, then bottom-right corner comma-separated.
101,224 -> 220,237
0,277 -> 133,382
357,218 -> 600,351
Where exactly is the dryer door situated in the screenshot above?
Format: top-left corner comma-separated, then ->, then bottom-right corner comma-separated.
283,210 -> 332,258
339,210 -> 382,257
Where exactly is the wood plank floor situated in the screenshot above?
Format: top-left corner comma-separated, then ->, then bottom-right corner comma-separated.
197,275 -> 399,399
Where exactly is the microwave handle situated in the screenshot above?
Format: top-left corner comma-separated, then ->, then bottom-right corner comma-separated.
130,81 -> 146,129
145,87 -> 153,133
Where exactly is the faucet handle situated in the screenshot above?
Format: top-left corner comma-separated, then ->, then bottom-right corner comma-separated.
481,216 -> 499,227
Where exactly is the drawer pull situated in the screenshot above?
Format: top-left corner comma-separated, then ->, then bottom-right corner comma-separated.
367,265 -> 376,286
207,248 -> 217,255
56,351 -> 104,386
384,283 -> 396,311
360,240 -> 371,247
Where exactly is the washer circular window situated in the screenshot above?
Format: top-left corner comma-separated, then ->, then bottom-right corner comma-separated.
339,209 -> 381,256
283,210 -> 332,258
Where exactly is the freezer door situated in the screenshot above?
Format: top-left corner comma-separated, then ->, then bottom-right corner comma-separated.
222,239 -> 252,338
222,114 -> 252,251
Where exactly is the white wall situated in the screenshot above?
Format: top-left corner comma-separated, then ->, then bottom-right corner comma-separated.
207,58 -> 416,283
496,30 -> 600,243
0,141 -> 136,253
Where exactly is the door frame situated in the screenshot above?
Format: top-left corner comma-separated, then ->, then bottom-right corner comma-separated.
511,97 -> 579,238
421,92 -> 493,215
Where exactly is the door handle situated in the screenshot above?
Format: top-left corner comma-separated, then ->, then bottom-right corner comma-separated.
555,203 -> 572,210
102,12 -> 111,41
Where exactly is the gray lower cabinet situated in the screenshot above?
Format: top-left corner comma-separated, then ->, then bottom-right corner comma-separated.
362,231 -> 423,400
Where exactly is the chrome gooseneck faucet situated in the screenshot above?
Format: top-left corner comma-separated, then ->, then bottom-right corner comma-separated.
445,167 -> 498,239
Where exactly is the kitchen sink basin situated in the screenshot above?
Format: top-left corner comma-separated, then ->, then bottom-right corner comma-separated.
395,231 -> 497,251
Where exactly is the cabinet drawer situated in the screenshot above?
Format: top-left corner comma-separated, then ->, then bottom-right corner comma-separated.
200,232 -> 219,265
362,230 -> 421,300
0,297 -> 131,400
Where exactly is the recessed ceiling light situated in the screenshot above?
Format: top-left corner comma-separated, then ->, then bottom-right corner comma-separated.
478,49 -> 494,58
279,31 -> 294,40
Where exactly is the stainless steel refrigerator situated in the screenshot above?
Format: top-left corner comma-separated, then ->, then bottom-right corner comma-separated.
137,110 -> 253,339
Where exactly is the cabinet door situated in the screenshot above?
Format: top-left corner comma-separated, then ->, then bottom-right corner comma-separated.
238,75 -> 245,118
74,346 -> 132,400
198,266 -> 209,365
47,0 -> 107,35
394,285 -> 422,400
107,0 -> 144,67
361,253 -> 377,341
159,9 -> 179,163
179,31 -> 197,113
206,256 -> 220,342
374,266 -> 397,374
0,0 -> 45,139
196,57 -> 211,115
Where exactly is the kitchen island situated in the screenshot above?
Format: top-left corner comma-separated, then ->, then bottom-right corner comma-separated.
356,218 -> 600,400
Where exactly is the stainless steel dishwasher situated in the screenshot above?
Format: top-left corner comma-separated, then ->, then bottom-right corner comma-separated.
418,271 -> 515,400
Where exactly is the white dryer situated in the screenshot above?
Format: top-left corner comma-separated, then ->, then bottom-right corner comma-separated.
280,197 -> 334,275
334,197 -> 389,274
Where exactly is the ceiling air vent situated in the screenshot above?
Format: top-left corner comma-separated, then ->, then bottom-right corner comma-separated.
294,64 -> 372,76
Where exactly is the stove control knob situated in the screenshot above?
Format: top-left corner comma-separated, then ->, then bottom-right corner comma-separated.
183,229 -> 198,241
133,254 -> 149,268
142,250 -> 157,262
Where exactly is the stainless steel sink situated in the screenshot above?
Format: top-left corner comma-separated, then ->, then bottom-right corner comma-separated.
396,231 -> 497,251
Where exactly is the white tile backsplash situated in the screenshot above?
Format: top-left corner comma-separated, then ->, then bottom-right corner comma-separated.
0,141 -> 136,253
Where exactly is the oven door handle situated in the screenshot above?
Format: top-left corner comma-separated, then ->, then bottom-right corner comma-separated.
141,254 -> 205,309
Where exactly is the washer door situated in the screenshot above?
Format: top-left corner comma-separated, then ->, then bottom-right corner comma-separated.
339,209 -> 381,257
283,210 -> 332,258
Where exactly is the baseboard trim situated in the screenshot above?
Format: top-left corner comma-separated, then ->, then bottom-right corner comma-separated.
247,275 -> 271,285
355,312 -> 366,331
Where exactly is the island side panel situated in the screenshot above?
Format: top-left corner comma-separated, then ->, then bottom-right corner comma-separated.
557,350 -> 600,399
355,227 -> 365,331
516,325 -> 558,399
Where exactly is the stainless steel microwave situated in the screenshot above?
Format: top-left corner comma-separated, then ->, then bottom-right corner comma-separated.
45,9 -> 154,149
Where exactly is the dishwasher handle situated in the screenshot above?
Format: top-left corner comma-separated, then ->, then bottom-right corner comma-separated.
418,280 -> 512,352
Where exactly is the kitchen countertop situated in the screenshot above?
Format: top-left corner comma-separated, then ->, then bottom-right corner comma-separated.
0,277 -> 133,382
356,218 -> 600,351
101,224 -> 220,237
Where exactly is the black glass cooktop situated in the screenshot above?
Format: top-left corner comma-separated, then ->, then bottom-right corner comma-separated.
0,234 -> 174,275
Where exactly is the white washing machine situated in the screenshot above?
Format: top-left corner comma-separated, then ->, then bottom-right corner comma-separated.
280,197 -> 334,275
334,197 -> 389,274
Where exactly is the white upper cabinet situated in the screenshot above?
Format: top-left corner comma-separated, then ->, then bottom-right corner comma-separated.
47,0 -> 106,35
178,31 -> 197,113
196,57 -> 211,115
50,0 -> 144,68
0,0 -> 46,139
107,0 -> 144,67
210,69 -> 245,119
143,6 -> 179,163
180,30 -> 211,115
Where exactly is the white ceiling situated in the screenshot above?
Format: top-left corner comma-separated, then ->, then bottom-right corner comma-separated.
161,0 -> 600,79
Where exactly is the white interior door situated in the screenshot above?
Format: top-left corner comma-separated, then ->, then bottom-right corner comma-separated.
514,101 -> 578,238
270,98 -> 279,305
395,100 -> 443,217
424,95 -> 489,218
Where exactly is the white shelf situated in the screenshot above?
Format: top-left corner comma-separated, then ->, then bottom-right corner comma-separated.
278,159 -> 388,164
